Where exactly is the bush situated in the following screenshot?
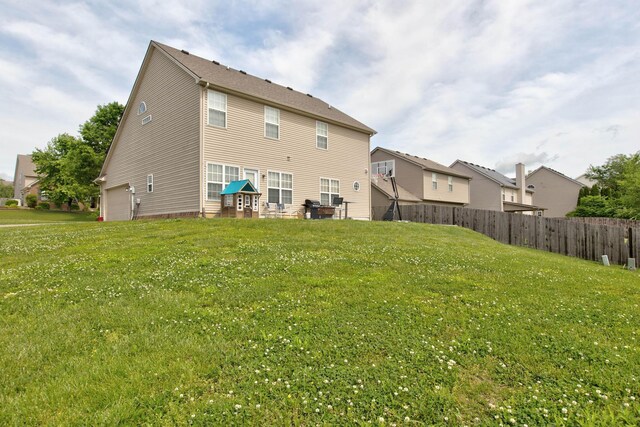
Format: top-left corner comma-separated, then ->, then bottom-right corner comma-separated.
4,199 -> 18,207
70,203 -> 80,211
25,194 -> 38,208
38,202 -> 50,210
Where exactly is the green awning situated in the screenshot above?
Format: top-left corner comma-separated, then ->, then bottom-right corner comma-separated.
220,179 -> 259,195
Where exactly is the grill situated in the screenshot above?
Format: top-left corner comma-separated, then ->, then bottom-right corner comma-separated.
303,199 -> 334,219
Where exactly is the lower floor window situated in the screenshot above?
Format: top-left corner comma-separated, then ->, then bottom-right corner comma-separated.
207,163 -> 239,201
320,178 -> 339,205
267,171 -> 292,204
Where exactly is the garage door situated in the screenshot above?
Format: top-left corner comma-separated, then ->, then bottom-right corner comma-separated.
105,185 -> 130,221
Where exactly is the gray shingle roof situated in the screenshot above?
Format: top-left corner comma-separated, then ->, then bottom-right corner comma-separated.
153,41 -> 376,135
372,147 -> 471,179
454,160 -> 521,189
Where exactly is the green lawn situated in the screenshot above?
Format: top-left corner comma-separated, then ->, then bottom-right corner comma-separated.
0,208 -> 96,224
1,218 -> 638,425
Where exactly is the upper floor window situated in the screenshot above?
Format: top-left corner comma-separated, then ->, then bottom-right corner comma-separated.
432,173 -> 438,190
265,106 -> 280,139
206,163 -> 239,201
320,178 -> 339,206
372,160 -> 395,177
448,176 -> 453,192
138,102 -> 147,115
267,171 -> 292,204
502,189 -> 506,201
316,121 -> 328,149
208,90 -> 227,128
147,174 -> 153,193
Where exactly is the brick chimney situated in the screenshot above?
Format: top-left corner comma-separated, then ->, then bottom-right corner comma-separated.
516,163 -> 525,203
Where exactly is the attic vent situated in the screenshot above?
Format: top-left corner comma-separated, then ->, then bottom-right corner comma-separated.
212,60 -> 220,65
181,49 -> 189,55
286,86 -> 293,90
239,70 -> 247,75
264,79 -> 271,83
306,93 -> 313,98
142,115 -> 152,125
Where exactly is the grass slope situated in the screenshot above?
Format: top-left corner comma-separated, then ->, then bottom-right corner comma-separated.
0,209 -> 96,224
0,219 -> 638,425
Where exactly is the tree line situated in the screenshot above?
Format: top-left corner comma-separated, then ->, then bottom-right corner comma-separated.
569,151 -> 640,219
31,102 -> 124,207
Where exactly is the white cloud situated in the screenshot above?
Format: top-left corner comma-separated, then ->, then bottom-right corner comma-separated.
1,0 -> 639,180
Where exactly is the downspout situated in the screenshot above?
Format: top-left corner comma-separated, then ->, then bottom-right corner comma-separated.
199,82 -> 208,217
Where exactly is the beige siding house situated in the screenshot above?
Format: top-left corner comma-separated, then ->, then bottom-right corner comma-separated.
526,166 -> 585,217
370,147 -> 471,209
98,41 -> 375,221
13,154 -> 42,206
450,160 -> 542,214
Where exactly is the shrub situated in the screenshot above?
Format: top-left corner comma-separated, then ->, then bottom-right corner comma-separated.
4,199 -> 18,207
70,203 -> 80,211
25,194 -> 38,208
39,202 -> 50,210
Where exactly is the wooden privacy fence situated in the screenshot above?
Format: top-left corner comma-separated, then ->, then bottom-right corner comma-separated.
375,204 -> 639,266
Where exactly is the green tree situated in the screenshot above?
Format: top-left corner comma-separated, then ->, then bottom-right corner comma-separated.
33,133 -> 101,205
567,195 -> 616,217
617,153 -> 640,217
586,153 -> 636,197
31,102 -> 124,206
79,102 -> 125,156
575,151 -> 640,219
0,181 -> 13,198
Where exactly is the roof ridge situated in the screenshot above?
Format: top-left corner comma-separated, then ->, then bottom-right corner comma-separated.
152,41 -> 375,135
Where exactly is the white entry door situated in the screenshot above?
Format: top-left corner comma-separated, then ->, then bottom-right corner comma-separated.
244,169 -> 259,191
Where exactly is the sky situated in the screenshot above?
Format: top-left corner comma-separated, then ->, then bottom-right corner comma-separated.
1,0 -> 639,182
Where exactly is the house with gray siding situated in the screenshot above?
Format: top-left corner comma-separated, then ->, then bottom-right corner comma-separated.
98,41 -> 375,221
13,154 -> 42,206
370,147 -> 472,210
450,160 -> 543,214
526,166 -> 585,217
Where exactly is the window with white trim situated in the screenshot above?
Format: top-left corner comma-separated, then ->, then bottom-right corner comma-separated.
448,176 -> 453,192
206,163 -> 239,201
316,121 -> 328,149
267,171 -> 292,204
320,178 -> 339,206
371,160 -> 395,177
147,174 -> 153,193
502,189 -> 506,201
138,102 -> 147,115
432,173 -> 438,190
208,90 -> 227,128
265,106 -> 280,139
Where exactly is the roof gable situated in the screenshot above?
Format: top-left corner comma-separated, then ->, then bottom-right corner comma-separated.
526,166 -> 585,187
153,41 -> 375,135
220,179 -> 259,195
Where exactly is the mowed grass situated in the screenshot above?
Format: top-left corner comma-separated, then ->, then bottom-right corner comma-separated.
0,209 -> 96,224
0,218 -> 639,426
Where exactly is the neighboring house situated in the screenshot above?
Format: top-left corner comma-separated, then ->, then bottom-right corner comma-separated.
450,160 -> 543,214
97,41 -> 375,221
370,173 -> 422,215
370,147 -> 472,208
526,166 -> 585,217
13,154 -> 43,206
575,173 -> 596,187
